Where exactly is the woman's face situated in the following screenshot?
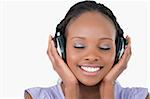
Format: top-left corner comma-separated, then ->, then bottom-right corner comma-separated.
66,12 -> 116,86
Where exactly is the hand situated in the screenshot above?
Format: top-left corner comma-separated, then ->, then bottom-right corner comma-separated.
47,35 -> 79,99
99,36 -> 132,99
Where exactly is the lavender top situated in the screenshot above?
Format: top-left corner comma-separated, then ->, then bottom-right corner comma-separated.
25,82 -> 148,99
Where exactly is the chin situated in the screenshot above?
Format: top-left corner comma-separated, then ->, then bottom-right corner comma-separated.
78,78 -> 102,86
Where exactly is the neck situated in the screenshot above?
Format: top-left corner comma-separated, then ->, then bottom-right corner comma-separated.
61,82 -> 100,99
79,82 -> 100,99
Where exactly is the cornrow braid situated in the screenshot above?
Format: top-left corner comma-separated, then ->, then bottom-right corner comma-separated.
56,0 -> 124,38
55,0 -> 126,64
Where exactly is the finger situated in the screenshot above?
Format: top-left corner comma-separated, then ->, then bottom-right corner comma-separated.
123,36 -> 132,63
117,36 -> 131,67
48,35 -> 52,46
47,35 -> 52,58
50,40 -> 72,73
50,39 -> 68,71
47,35 -> 55,66
107,36 -> 132,79
50,39 -> 77,83
51,39 -> 63,63
47,35 -> 52,54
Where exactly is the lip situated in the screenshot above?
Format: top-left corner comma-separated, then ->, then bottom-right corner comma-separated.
77,64 -> 104,76
79,64 -> 103,67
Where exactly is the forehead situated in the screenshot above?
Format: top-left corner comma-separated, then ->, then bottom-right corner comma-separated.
66,12 -> 116,40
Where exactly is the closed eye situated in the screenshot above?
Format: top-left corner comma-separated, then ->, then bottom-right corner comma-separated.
99,47 -> 110,50
73,43 -> 85,49
74,46 -> 85,49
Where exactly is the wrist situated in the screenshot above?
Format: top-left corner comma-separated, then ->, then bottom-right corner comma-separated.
102,80 -> 115,86
100,81 -> 115,99
64,84 -> 79,99
101,78 -> 115,86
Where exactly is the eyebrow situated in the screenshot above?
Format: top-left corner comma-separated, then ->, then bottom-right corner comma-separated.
71,37 -> 85,40
71,37 -> 113,41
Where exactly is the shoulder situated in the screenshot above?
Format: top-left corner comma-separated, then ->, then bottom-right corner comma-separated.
115,82 -> 149,99
24,84 -> 64,99
24,91 -> 32,99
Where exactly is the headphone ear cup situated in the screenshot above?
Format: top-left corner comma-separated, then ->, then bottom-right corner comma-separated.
115,37 -> 125,64
54,32 -> 66,61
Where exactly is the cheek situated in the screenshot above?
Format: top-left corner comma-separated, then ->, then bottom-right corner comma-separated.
66,42 -> 116,67
109,51 -> 116,61
66,46 -> 79,67
105,49 -> 116,66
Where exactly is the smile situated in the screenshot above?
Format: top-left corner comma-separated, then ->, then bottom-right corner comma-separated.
78,64 -> 104,74
81,66 -> 100,72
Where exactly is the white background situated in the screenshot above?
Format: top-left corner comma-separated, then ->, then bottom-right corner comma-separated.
0,0 -> 150,99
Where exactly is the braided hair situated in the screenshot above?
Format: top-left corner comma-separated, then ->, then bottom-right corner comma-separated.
56,1 -> 124,37
55,0 -> 126,64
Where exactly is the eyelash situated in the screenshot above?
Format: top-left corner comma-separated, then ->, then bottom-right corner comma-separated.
74,46 -> 85,48
74,46 -> 110,50
99,47 -> 110,50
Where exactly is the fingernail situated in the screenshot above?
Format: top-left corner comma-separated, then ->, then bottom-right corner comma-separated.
125,45 -> 128,49
49,35 -> 52,41
51,38 -> 54,43
126,35 -> 128,39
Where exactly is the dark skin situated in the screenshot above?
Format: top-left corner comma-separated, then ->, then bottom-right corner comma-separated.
24,12 -> 150,99
24,91 -> 32,99
61,81 -> 100,99
63,12 -> 117,99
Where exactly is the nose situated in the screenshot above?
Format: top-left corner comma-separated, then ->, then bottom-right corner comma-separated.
84,51 -> 100,62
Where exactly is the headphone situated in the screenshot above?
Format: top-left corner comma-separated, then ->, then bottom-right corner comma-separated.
54,29 -> 128,64
54,31 -> 66,61
115,36 -> 128,64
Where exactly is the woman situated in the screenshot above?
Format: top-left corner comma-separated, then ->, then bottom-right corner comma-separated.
25,1 -> 149,99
